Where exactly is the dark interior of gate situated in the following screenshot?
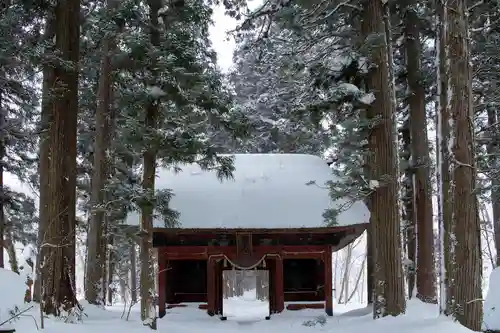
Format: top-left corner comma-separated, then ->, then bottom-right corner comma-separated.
166,260 -> 207,303
165,258 -> 325,304
154,225 -> 367,318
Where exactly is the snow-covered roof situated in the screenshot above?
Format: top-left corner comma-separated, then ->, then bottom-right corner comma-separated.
125,154 -> 370,229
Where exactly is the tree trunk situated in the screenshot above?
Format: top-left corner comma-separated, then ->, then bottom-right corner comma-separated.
333,253 -> 338,300
342,244 -> 352,303
362,0 -> 405,317
445,0 -> 482,329
139,0 -> 161,328
4,230 -> 18,273
347,254 -> 366,303
85,0 -> 118,305
130,244 -> 137,303
34,16 -> 55,303
40,0 -> 80,315
139,124 -> 158,328
404,0 -> 436,303
25,258 -> 34,302
107,234 -> 115,305
366,227 -> 374,305
0,90 -> 4,269
401,115 -> 415,298
435,0 -> 453,315
101,218 -> 108,306
119,256 -> 129,304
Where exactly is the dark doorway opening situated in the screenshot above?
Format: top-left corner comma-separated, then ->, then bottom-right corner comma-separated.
166,260 -> 207,303
283,259 -> 324,302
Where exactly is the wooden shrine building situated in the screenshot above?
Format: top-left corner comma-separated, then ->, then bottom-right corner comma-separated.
126,154 -> 370,319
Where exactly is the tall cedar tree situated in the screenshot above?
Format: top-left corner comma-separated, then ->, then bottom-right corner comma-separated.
362,0 -> 405,317
436,0 -> 453,314
0,92 -> 5,268
139,0 -> 161,327
35,16 -> 55,303
400,113 -> 415,297
444,0 -> 482,329
404,0 -> 436,302
40,0 -> 80,315
85,0 -> 119,305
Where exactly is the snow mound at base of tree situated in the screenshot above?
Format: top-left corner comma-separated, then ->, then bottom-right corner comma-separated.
78,299 -> 107,317
0,268 -> 27,328
339,305 -> 373,317
483,267 -> 500,331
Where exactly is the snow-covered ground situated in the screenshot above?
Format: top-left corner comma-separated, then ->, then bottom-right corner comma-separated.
223,290 -> 269,320
0,271 -> 476,333
484,267 -> 500,331
4,298 -> 474,333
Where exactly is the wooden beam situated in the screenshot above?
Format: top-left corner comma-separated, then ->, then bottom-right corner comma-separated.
162,245 -> 329,258
158,247 -> 166,318
281,251 -> 325,259
165,252 -> 208,260
324,245 -> 333,316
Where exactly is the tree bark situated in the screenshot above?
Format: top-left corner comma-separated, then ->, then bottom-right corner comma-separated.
40,0 -> 80,315
445,0 -> 482,329
362,0 -> 405,317
366,227 -> 374,305
107,234 -> 115,305
404,0 -> 436,302
25,258 -> 34,302
333,253 -> 338,300
85,0 -> 118,305
341,244 -> 352,303
119,255 -> 129,304
34,16 -> 55,303
0,89 -> 5,269
139,1 -> 161,327
435,0 -> 453,315
401,115 -> 415,298
130,243 -> 137,303
347,254 -> 366,303
4,230 -> 18,273
101,217 -> 108,305
139,115 -> 158,328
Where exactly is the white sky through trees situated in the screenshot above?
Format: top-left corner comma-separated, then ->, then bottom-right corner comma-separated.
3,1 -> 258,193
209,5 -> 238,73
209,1 -> 263,72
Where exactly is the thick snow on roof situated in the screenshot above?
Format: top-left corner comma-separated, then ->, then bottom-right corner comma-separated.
125,154 -> 369,229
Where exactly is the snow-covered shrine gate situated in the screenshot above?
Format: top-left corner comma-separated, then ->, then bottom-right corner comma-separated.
154,225 -> 366,318
125,153 -> 370,319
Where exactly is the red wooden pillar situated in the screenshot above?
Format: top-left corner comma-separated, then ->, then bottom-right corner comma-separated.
324,246 -> 333,316
158,247 -> 167,318
267,259 -> 276,313
207,257 -> 216,316
275,256 -> 284,313
216,261 -> 223,315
